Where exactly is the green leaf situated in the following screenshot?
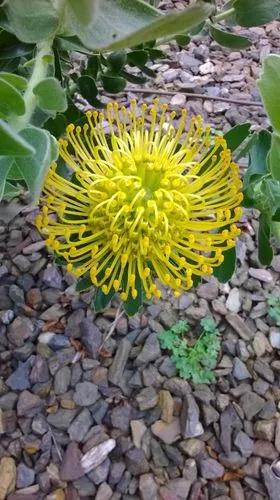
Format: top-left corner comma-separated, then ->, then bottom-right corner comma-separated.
223,122 -> 251,152
77,75 -> 98,103
87,55 -> 100,79
233,0 -> 280,27
127,50 -> 148,66
269,132 -> 280,181
101,74 -> 126,93
175,34 -> 191,47
121,70 -> 147,84
62,0 -> 214,51
107,51 -> 127,73
44,113 -> 67,138
258,213 -> 273,265
209,24 -> 251,49
4,0 -> 59,43
2,180 -> 21,200
0,72 -> 27,90
7,163 -> 24,180
0,119 -> 35,156
67,0 -> 99,26
213,247 -> 236,282
15,127 -> 58,200
122,274 -> 143,317
257,55 -> 280,134
93,288 -> 115,312
0,77 -> 25,117
0,156 -> 14,201
76,276 -> 92,292
33,77 -> 67,113
244,130 -> 271,188
0,29 -> 34,60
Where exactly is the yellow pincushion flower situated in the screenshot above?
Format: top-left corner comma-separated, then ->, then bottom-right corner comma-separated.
36,100 -> 243,301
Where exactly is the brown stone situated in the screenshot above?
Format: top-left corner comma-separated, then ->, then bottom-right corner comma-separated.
159,390 -> 174,424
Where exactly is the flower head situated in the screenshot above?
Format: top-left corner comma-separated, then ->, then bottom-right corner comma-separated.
36,100 -> 242,300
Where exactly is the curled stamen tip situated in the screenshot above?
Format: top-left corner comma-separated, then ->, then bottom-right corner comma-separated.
66,123 -> 75,133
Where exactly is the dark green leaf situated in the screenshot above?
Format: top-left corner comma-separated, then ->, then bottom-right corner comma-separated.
175,34 -> 191,47
33,77 -> 67,113
209,24 -> 251,49
258,213 -> 273,265
0,77 -> 25,117
127,50 -> 148,66
272,208 -> 280,222
44,114 -> 67,138
101,74 -> 126,93
147,48 -> 166,59
0,156 -> 14,201
224,122 -> 251,152
122,274 -> 143,317
0,119 -> 35,156
243,130 -> 271,191
213,247 -> 236,282
121,70 -> 147,84
76,276 -> 92,292
137,65 -> 155,77
0,29 -> 34,59
54,253 -> 67,265
107,51 -> 127,73
233,0 -> 280,27
87,54 -> 100,79
93,288 -> 115,312
77,75 -> 98,103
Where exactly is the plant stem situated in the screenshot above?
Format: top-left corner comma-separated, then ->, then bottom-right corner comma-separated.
10,38 -> 53,131
213,7 -> 235,23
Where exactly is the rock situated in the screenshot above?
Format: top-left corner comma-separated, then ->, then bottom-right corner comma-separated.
226,314 -> 254,340
0,457 -> 16,499
88,457 -> 110,485
199,458 -> 225,480
108,338 -> 131,386
136,387 -> 158,411
253,331 -> 270,357
13,254 -> 31,272
54,366 -> 71,395
130,420 -> 147,448
30,355 -> 50,384
81,439 -> 116,474
135,333 -> 161,366
47,409 -> 78,430
164,445 -> 184,467
248,267 -> 273,283
201,404 -> 219,425
199,61 -> 214,75
230,481 -> 245,500
16,463 -> 35,488
68,408 -> 92,442
240,392 -> 265,420
275,419 -> 280,453
197,280 -> 218,300
159,358 -> 177,378
254,420 -> 276,442
151,418 -> 181,445
253,440 -> 278,460
151,438 -> 169,467
179,438 -> 204,458
226,288 -> 241,313
32,414 -> 49,435
234,431 -> 254,457
73,476 -> 96,497
159,390 -> 174,424
17,390 -> 43,417
125,448 -> 149,476
43,265 -> 62,289
269,328 -> 280,349
38,333 -> 70,351
170,93 -> 186,107
95,483 -> 113,500
163,378 -> 191,397
60,442 -> 83,481
262,463 -> 280,500
164,478 -> 192,499
219,452 -> 247,470
7,317 -> 34,347
139,473 -> 159,500
6,359 -> 32,390
48,347 -> 76,375
111,404 -> 131,432
242,456 -> 262,479
254,358 -> 274,383
40,304 -> 65,321
180,394 -> 203,438
73,382 -> 98,406
0,392 -> 18,410
80,319 -> 102,358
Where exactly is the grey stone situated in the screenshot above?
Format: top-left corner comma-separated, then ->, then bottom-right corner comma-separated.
48,347 -> 76,375
32,414 -> 49,435
126,448 -> 149,476
0,392 -> 18,410
179,438 -> 204,458
197,280 -> 218,300
38,332 -> 70,351
136,387 -> 158,411
80,319 -> 102,358
234,431 -> 254,457
151,438 -> 169,467
254,358 -> 274,383
7,317 -> 34,347
111,404 -> 131,432
13,254 -> 31,272
30,355 -> 50,384
73,381 -> 98,406
108,338 -> 131,385
180,394 -> 204,438
233,358 -> 252,380
54,366 -> 71,395
254,420 -> 276,442
40,303 -> 65,321
6,359 -> 32,390
60,441 -> 83,481
262,463 -> 280,500
17,390 -> 43,417
9,284 -> 25,304
163,378 -> 191,397
226,288 -> 241,313
95,483 -> 113,500
219,452 -> 247,470
47,408 -> 78,430
226,314 -> 254,340
135,334 -> 161,366
139,473 -> 159,500
0,285 -> 13,309
42,265 -> 62,289
73,476 -> 96,496
68,408 -> 92,442
220,405 -> 242,455
240,392 -> 265,420
253,440 -> 278,460
269,328 -> 280,349
164,478 -> 192,499
159,357 -> 177,377
199,458 -> 225,479
88,457 -> 110,485
163,444 -> 184,467
108,461 -> 126,486
16,463 -> 35,488
248,267 -> 273,283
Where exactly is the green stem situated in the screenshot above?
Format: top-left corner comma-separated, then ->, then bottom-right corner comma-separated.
10,38 -> 53,131
212,7 -> 235,23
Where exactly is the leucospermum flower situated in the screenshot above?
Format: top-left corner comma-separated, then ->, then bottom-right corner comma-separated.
36,100 -> 243,301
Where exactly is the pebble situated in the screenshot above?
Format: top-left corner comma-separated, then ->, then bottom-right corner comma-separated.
73,382 -> 98,406
180,394 -> 204,438
151,418 -> 181,445
68,409 -> 92,442
42,265 -> 62,289
139,473 -> 159,500
125,448 -> 149,475
199,458 -> 225,479
59,442 -> 83,481
80,319 -> 102,358
254,420 -> 276,442
17,390 -> 43,417
0,457 -> 16,499
6,359 -> 32,391
240,392 -> 265,420
30,355 -> 50,384
130,420 -> 147,448
159,390 -> 174,423
232,357 -> 252,380
269,328 -> 280,349
248,267 -> 273,283
234,430 -> 254,457
7,317 -> 34,347
54,366 -> 71,395
108,338 -> 131,386
135,333 -> 161,366
226,288 -> 241,313
16,463 -> 35,488
226,313 -> 254,340
136,387 -> 158,411
47,409 -> 78,430
38,333 -> 70,351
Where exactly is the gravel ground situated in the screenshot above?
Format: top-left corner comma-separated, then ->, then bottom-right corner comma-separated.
1,3 -> 280,500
